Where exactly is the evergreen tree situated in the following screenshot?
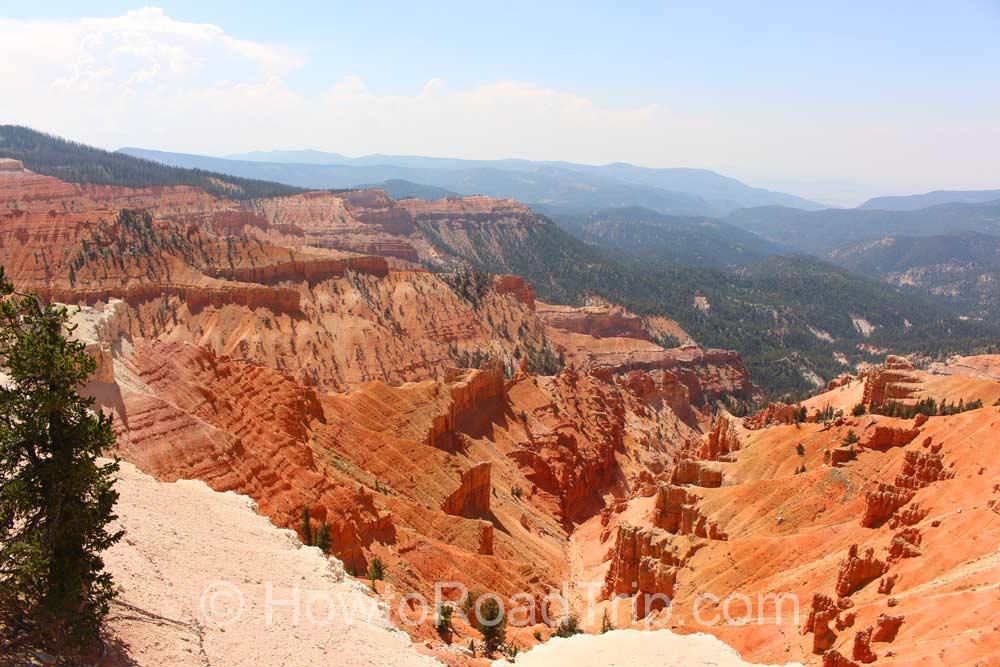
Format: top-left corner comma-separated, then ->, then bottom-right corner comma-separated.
0,269 -> 122,657
476,596 -> 507,656
299,506 -> 312,546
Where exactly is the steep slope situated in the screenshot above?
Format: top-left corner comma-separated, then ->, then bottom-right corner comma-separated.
859,189 -> 1000,211
103,461 -> 439,666
415,202 -> 993,397
552,206 -> 790,269
826,232 -> 1000,320
569,356 -> 1000,666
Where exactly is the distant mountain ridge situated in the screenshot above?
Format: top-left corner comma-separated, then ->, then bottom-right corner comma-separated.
552,206 -> 791,270
725,201 -> 1000,254
860,189 -> 1000,211
121,146 -> 824,216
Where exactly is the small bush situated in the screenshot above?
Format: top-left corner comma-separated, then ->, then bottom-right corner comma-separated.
436,604 -> 454,638
476,597 -> 507,656
851,402 -> 867,416
555,614 -> 582,638
367,557 -> 386,581
600,609 -> 614,634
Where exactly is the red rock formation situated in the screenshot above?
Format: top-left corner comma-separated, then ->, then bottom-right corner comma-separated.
835,545 -> 888,597
492,275 -> 536,310
699,412 -> 741,461
670,458 -> 723,487
602,523 -> 686,608
441,461 -> 492,519
888,528 -> 922,561
860,425 -> 920,451
742,402 -> 798,430
803,593 -> 839,654
872,613 -> 903,642
861,483 -> 915,528
852,626 -> 877,663
861,356 -> 920,408
653,483 -> 727,540
823,650 -> 861,667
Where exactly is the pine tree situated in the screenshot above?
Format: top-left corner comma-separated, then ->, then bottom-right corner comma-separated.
0,268 -> 122,656
299,506 -> 312,546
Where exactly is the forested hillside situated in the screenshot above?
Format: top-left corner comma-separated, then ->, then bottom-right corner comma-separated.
417,215 -> 998,397
0,126 -> 304,200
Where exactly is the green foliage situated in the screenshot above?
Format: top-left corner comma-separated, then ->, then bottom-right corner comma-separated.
367,557 -> 386,582
0,269 -> 122,657
313,522 -> 331,554
795,443 -> 805,456
555,614 -> 582,638
851,402 -> 867,416
511,486 -> 523,499
815,404 -> 836,422
842,429 -> 860,446
0,125 -> 302,200
300,506 -> 312,546
475,596 -> 507,656
874,397 -> 983,419
419,216 -> 1000,398
600,609 -> 615,634
436,604 -> 454,638
532,629 -> 543,641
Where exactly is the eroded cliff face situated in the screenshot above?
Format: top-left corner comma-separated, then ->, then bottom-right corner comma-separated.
20,169 -> 992,665
572,356 -> 1000,667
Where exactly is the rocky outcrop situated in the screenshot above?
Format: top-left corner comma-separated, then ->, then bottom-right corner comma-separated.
861,483 -> 915,528
602,523 -> 687,610
205,254 -> 389,285
537,302 -> 652,340
493,275 -> 536,310
0,158 -> 24,171
861,356 -> 920,408
670,458 -> 723,487
743,402 -> 798,430
822,650 -> 861,667
861,450 -> 954,527
860,425 -> 920,451
699,412 -> 742,461
852,627 -> 877,663
653,483 -> 727,540
803,593 -> 840,654
835,545 -> 888,597
428,364 -> 506,449
889,528 -> 922,561
441,461 -> 492,519
896,450 -> 954,489
872,613 -> 903,642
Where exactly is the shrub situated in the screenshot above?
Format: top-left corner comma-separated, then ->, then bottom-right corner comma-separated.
851,403 -> 867,416
842,429 -> 860,446
367,557 -> 386,581
436,604 -> 454,639
600,610 -> 614,633
476,597 -> 507,656
555,614 -> 582,638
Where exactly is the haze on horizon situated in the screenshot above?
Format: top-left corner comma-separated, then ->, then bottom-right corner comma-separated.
1,1 -> 998,206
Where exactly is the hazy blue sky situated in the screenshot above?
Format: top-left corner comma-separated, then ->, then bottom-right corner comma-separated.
2,2 -> 998,204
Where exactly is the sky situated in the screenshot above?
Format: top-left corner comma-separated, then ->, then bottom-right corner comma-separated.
1,2 -> 998,205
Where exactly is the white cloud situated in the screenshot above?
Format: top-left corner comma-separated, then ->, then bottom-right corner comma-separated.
0,8 -> 996,204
